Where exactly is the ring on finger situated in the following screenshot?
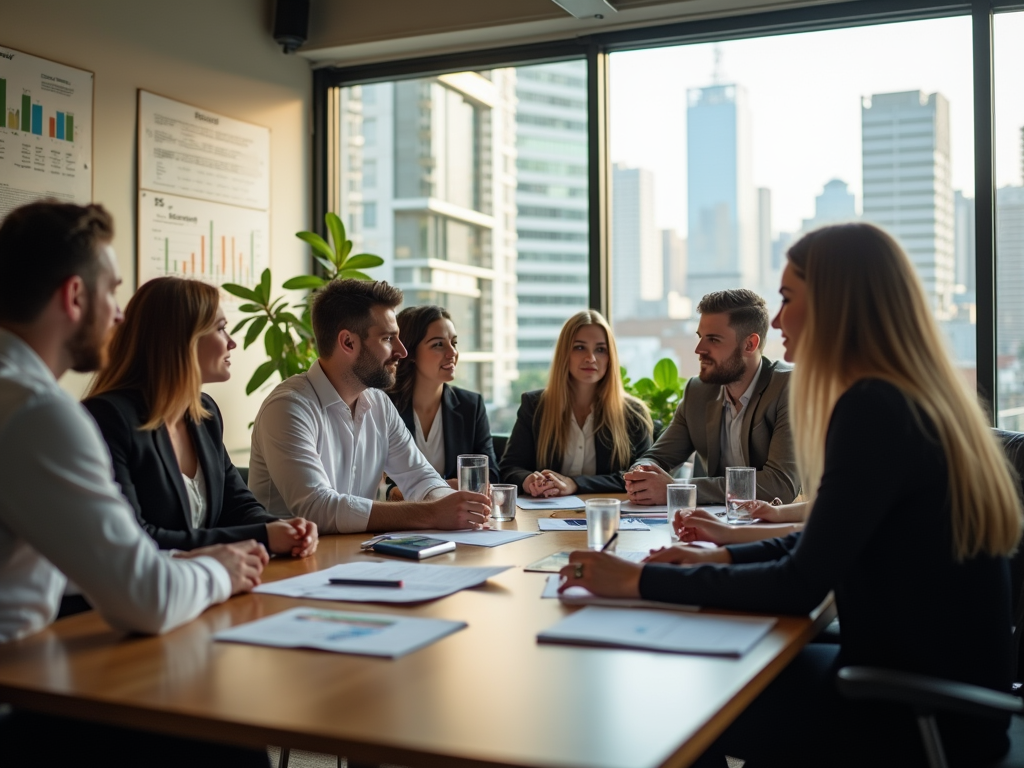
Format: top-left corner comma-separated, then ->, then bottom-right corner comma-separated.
574,563 -> 584,579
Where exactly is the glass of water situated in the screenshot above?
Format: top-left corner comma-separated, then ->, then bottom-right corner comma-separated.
726,466 -> 756,525
457,454 -> 489,495
490,484 -> 517,521
585,498 -> 620,551
667,483 -> 697,540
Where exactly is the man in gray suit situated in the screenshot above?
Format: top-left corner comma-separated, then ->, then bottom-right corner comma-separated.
624,289 -> 799,506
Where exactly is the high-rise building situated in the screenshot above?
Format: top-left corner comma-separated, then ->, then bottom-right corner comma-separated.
662,229 -> 690,319
612,163 -> 662,319
801,178 -> 857,231
514,61 -> 590,373
997,185 -> 1024,355
954,190 -> 976,293
756,187 -> 774,296
356,72 -> 519,405
862,91 -> 955,319
686,83 -> 758,304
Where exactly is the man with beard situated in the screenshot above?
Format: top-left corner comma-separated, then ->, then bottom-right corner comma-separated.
0,201 -> 269,766
623,289 -> 799,506
249,279 -> 490,534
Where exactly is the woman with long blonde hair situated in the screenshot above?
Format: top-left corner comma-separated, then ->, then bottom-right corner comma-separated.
85,277 -> 317,557
561,224 -> 1022,766
501,310 -> 653,496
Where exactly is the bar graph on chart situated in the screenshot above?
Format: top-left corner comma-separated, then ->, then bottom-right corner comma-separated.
138,191 -> 269,294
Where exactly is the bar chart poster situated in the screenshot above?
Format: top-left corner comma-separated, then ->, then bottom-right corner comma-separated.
137,191 -> 269,297
138,90 -> 269,211
0,44 -> 93,224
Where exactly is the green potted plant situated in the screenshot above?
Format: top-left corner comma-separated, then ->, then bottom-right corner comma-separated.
222,212 -> 384,395
621,357 -> 686,436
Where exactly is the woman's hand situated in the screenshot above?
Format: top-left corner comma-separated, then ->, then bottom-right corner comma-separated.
558,551 -> 642,598
540,470 -> 578,496
266,518 -> 319,557
675,508 -> 740,544
524,471 -> 558,497
740,499 -> 808,524
644,543 -> 732,565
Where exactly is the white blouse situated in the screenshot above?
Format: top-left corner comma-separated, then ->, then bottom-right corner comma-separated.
182,461 -> 209,530
560,410 -> 597,478
414,409 -> 446,477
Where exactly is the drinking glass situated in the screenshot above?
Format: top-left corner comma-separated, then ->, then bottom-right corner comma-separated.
457,454 -> 489,495
490,484 -> 517,521
585,498 -> 620,551
726,466 -> 756,525
667,483 -> 697,540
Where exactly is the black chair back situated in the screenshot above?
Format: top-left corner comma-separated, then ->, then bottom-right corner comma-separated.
993,429 -> 1024,682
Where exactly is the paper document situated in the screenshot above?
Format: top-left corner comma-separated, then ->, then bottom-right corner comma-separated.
525,550 -> 648,573
253,561 -> 510,603
215,607 -> 465,658
538,606 -> 775,656
537,518 -> 650,531
517,495 -> 585,510
540,574 -> 698,612
620,503 -> 728,518
387,529 -> 537,548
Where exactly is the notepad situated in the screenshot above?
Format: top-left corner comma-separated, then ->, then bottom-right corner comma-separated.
538,606 -> 775,656
386,529 -> 538,548
516,495 -> 585,510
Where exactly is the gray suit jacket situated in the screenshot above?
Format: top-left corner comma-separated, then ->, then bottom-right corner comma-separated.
636,357 -> 799,505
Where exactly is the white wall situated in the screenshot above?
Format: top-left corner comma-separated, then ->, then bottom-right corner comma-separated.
3,0 -> 312,457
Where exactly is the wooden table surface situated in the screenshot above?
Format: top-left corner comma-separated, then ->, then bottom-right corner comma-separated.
0,498 -> 833,768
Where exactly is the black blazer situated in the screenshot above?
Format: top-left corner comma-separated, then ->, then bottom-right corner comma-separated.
83,389 -> 276,550
500,389 -> 653,494
387,385 -> 500,496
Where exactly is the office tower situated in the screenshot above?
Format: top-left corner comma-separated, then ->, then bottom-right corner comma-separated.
514,61 -> 590,373
862,91 -> 955,319
357,72 -> 519,405
997,186 -> 1024,355
612,163 -> 662,319
662,228 -> 687,297
757,187 -> 774,295
801,178 -> 857,231
686,83 -> 758,304
954,191 -> 976,293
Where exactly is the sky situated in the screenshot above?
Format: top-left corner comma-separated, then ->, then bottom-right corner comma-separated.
609,13 -> 1024,237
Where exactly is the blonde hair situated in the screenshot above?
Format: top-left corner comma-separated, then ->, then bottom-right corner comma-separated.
536,310 -> 653,469
88,277 -> 219,429
787,223 -> 1022,560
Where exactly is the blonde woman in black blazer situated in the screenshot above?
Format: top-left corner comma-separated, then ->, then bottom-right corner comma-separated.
84,277 -> 317,556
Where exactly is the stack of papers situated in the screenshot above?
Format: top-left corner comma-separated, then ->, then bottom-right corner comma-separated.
538,606 -> 776,656
253,561 -> 510,603
537,518 -> 650,531
620,503 -> 728,517
541,573 -> 697,612
517,495 -> 585,510
386,529 -> 537,548
215,607 -> 465,658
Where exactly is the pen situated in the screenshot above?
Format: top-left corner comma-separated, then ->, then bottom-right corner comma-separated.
328,578 -> 404,588
601,532 -> 619,552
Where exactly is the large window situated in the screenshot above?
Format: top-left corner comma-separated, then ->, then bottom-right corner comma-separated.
330,61 -> 589,433
609,16 -> 975,383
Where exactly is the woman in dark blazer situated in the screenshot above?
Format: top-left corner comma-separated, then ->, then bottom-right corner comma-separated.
84,277 -> 317,556
386,305 -> 499,499
501,310 -> 653,496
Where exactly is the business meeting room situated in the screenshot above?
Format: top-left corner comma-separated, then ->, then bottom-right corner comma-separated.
2,0 -> 1024,766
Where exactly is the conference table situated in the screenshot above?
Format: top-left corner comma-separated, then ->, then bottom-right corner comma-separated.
0,496 -> 833,768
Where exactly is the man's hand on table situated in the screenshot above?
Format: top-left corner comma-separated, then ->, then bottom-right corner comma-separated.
623,463 -> 674,505
175,540 -> 268,594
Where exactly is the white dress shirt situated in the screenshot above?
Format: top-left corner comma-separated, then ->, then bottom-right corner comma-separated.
0,329 -> 231,643
248,360 -> 451,534
183,462 -> 209,529
720,359 -> 763,470
560,410 -> 597,477
413,409 -> 445,476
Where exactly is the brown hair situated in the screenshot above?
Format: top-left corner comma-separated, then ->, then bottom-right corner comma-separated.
537,310 -> 652,469
388,304 -> 453,413
0,201 -> 114,323
787,223 -> 1022,560
88,277 -> 219,429
311,279 -> 403,357
696,289 -> 769,351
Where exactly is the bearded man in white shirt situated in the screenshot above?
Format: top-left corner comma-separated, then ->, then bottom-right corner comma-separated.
0,201 -> 269,766
249,278 -> 491,534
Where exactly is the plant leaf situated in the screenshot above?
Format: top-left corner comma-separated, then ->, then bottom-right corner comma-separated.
338,268 -> 374,281
236,303 -> 262,313
264,324 -> 284,360
296,231 -> 335,262
324,212 -> 346,265
653,358 -> 679,390
341,253 -> 384,270
283,275 -> 328,290
244,316 -> 267,349
230,316 -> 255,334
313,255 -> 336,275
339,239 -> 353,262
222,283 -> 261,303
246,360 -> 278,395
258,269 -> 272,305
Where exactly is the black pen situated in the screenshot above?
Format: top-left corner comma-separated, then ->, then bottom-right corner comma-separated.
328,578 -> 404,588
601,532 -> 619,552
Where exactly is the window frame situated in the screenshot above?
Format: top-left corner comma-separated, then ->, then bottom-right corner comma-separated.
314,0 -> 1021,416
